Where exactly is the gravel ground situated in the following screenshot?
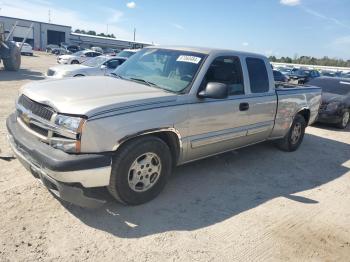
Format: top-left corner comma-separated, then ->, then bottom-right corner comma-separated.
0,53 -> 349,261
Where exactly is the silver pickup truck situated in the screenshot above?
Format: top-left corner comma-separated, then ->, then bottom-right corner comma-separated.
7,46 -> 322,207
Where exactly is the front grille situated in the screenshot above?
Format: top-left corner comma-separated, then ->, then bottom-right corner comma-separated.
18,95 -> 54,120
29,123 -> 49,137
47,69 -> 55,76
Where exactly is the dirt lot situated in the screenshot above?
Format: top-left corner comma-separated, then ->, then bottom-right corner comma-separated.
0,52 -> 349,261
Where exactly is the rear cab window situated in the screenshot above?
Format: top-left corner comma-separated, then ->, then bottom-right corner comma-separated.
246,57 -> 270,93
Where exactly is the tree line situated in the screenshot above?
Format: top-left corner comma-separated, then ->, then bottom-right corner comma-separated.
74,29 -> 116,39
269,55 -> 350,68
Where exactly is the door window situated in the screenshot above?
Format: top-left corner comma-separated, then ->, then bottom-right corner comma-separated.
202,56 -> 244,96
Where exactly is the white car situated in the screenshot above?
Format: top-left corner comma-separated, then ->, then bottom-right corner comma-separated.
15,42 -> 33,56
57,50 -> 102,64
46,55 -> 127,79
116,49 -> 140,58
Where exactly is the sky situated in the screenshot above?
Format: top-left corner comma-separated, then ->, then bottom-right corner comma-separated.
0,0 -> 349,59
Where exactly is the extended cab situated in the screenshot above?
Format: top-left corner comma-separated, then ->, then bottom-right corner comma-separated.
7,46 -> 322,207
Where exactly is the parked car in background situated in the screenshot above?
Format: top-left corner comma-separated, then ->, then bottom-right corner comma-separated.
57,50 -> 102,64
273,70 -> 289,82
289,68 -> 320,84
321,70 -> 342,78
15,42 -> 33,56
308,77 -> 350,129
65,45 -> 80,54
46,55 -> 126,78
276,67 -> 292,75
341,72 -> 350,79
7,46 -> 321,207
103,48 -> 121,56
46,44 -> 59,53
91,46 -> 104,53
116,49 -> 140,58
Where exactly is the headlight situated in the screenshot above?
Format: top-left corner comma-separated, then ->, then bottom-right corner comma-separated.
52,115 -> 85,153
326,102 -> 340,112
55,115 -> 84,133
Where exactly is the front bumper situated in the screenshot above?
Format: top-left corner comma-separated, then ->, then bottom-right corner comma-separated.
6,114 -> 112,208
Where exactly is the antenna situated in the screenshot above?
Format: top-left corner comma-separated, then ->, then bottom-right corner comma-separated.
48,9 -> 51,23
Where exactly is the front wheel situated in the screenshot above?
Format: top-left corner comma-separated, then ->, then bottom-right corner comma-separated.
71,60 -> 79,64
336,110 -> 349,129
276,114 -> 306,152
108,136 -> 172,205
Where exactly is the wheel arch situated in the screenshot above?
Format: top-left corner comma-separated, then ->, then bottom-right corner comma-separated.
113,128 -> 182,165
296,108 -> 311,125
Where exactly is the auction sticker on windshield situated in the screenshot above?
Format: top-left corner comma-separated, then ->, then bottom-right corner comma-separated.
177,55 -> 202,64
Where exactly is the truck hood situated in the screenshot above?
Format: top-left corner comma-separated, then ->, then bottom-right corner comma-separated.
21,76 -> 177,117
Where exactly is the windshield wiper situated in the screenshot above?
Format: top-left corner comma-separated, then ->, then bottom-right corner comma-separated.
109,72 -> 124,79
129,77 -> 161,89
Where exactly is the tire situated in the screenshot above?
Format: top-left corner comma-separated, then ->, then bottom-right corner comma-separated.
276,114 -> 306,152
108,136 -> 172,205
336,110 -> 349,129
73,74 -> 85,77
3,41 -> 21,71
71,60 -> 79,64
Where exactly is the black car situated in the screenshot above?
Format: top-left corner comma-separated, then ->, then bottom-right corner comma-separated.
307,77 -> 350,129
289,68 -> 320,84
273,70 -> 289,82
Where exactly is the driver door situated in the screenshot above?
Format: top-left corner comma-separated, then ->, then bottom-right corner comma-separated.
187,56 -> 249,161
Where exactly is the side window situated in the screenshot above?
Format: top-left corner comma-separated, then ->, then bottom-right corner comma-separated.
92,52 -> 101,57
246,57 -> 270,93
106,59 -> 120,69
203,56 -> 244,96
85,52 -> 92,57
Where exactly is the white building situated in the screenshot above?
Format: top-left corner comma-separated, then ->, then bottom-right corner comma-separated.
0,16 -> 152,50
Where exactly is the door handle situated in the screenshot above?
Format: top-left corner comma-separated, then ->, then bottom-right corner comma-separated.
239,102 -> 249,111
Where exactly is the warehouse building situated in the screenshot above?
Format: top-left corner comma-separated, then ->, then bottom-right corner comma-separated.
0,15 -> 151,50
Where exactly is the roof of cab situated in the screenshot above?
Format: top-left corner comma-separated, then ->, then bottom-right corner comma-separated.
145,45 -> 267,58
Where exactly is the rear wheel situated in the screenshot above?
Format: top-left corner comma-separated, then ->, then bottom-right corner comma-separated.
3,41 -> 21,71
108,136 -> 172,205
276,114 -> 306,152
337,110 -> 349,129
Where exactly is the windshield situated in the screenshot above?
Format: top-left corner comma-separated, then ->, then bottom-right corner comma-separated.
117,50 -> 136,58
82,56 -> 107,67
113,48 -> 206,93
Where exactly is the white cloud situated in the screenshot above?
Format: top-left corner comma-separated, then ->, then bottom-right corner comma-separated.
301,7 -> 350,30
242,42 -> 249,46
1,0 -> 133,39
172,23 -> 184,30
126,2 -> 136,9
280,0 -> 300,6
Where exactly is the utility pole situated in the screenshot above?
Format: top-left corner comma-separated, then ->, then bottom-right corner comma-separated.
133,27 -> 136,41
106,24 -> 109,35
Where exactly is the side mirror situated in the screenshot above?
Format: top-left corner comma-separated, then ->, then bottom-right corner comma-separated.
100,65 -> 107,70
198,82 -> 228,99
